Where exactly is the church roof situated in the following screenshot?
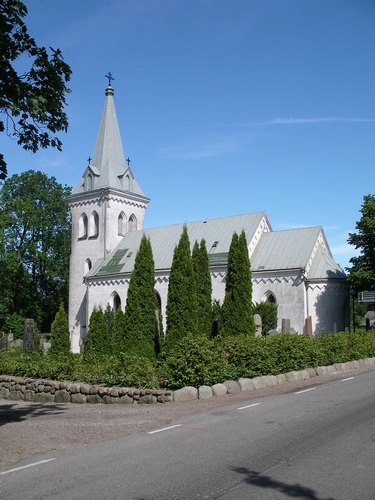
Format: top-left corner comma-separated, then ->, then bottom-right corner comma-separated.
71,84 -> 146,197
86,212 -> 345,281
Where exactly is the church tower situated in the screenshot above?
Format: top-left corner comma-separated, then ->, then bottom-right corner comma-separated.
67,76 -> 150,352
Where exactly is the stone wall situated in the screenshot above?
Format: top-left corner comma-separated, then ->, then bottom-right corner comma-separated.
1,357 -> 375,405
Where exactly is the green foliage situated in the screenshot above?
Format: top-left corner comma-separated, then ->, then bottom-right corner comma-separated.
221,231 -> 255,337
158,334 -> 228,389
83,306 -> 109,358
111,306 -> 125,356
2,331 -> 375,390
0,170 -> 71,331
254,301 -> 278,335
123,235 -> 158,360
2,314 -> 24,339
0,0 -> 71,179
192,239 -> 212,338
165,225 -> 198,348
347,194 -> 375,291
49,304 -> 71,357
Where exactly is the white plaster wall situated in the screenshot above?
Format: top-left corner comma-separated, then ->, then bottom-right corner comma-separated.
307,282 -> 350,334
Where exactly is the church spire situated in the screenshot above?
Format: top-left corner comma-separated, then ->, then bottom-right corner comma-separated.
72,76 -> 145,196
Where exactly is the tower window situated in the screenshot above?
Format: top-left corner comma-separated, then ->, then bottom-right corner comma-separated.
79,213 -> 88,239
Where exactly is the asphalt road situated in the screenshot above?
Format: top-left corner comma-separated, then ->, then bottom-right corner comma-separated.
1,369 -> 374,499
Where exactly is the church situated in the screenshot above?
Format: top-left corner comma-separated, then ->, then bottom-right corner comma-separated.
67,81 -> 349,353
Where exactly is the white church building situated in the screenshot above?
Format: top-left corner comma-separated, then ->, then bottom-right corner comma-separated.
67,82 -> 349,353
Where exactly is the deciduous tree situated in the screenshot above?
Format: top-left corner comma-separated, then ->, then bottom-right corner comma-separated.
347,194 -> 375,292
0,0 -> 71,179
0,170 -> 71,331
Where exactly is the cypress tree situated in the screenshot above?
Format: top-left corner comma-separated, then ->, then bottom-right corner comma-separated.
122,235 -> 158,360
49,303 -> 71,357
221,230 -> 255,336
165,225 -> 197,347
111,306 -> 126,356
84,305 -> 108,358
192,239 -> 212,338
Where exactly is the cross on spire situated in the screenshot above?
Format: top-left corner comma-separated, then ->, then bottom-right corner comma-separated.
105,72 -> 115,86
87,156 -> 92,165
126,157 -> 131,166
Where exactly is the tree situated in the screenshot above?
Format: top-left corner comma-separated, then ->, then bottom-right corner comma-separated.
83,306 -> 108,358
0,0 -> 71,180
122,235 -> 158,360
192,239 -> 212,338
49,303 -> 71,357
254,301 -> 277,336
221,230 -> 255,336
347,195 -> 375,292
165,225 -> 197,347
111,306 -> 125,356
0,170 -> 71,331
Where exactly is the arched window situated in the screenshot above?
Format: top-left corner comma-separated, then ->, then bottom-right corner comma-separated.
87,173 -> 93,190
263,291 -> 276,303
125,175 -> 130,191
129,214 -> 137,232
79,213 -> 88,239
110,292 -> 121,312
90,211 -> 99,237
118,212 -> 127,236
84,258 -> 92,275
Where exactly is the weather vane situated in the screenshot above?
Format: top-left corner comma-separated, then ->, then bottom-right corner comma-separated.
105,72 -> 115,86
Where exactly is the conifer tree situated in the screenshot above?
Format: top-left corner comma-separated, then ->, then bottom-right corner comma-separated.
49,303 -> 71,357
221,230 -> 255,336
111,306 -> 126,356
122,235 -> 158,360
165,225 -> 197,346
192,239 -> 212,337
83,305 -> 108,358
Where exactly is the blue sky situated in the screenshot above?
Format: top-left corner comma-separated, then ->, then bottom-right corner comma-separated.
3,0 -> 375,271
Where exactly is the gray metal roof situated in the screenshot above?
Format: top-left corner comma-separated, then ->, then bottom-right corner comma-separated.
251,227 -> 345,278
72,85 -> 145,197
88,212 -> 267,277
87,212 -> 345,281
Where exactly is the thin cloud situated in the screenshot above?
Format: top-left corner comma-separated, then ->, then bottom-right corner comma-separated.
224,117 -> 375,127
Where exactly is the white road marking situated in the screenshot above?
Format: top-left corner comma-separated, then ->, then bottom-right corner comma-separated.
237,402 -> 262,410
0,458 -> 56,476
294,387 -> 316,394
341,377 -> 355,381
148,424 -> 183,434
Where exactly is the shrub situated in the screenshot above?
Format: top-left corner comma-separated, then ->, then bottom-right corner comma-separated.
2,315 -> 25,339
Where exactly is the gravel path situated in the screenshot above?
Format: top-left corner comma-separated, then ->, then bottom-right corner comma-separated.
1,367 -> 372,468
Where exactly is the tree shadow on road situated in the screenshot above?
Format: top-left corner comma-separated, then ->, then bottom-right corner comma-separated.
0,402 -> 66,426
231,466 -> 336,500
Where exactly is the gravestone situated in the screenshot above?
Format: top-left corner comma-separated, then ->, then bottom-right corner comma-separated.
23,319 -> 35,352
0,334 -> 7,350
254,314 -> 262,337
281,318 -> 290,333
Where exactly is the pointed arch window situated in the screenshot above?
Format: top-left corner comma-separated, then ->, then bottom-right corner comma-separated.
84,258 -> 92,275
110,292 -> 121,312
90,211 -> 99,237
118,212 -> 127,236
87,173 -> 93,190
129,214 -> 137,232
125,175 -> 130,191
79,213 -> 88,239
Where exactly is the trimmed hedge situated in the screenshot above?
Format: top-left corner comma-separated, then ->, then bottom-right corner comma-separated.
1,331 -> 375,390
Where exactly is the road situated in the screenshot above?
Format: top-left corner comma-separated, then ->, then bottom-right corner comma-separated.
0,370 -> 374,499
